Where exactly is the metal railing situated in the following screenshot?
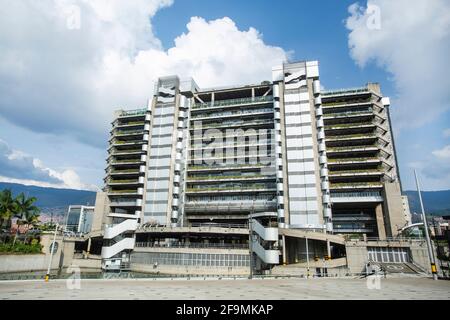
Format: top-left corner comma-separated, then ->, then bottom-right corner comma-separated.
191,108 -> 273,120
330,191 -> 382,198
135,242 -> 249,249
190,222 -> 248,229
193,95 -> 273,110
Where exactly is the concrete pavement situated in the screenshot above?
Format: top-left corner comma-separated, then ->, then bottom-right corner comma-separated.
0,277 -> 449,300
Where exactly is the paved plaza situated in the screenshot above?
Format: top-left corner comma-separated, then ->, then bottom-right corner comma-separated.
0,276 -> 449,300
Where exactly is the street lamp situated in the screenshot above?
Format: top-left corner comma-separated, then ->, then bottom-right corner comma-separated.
414,170 -> 438,280
45,222 -> 59,282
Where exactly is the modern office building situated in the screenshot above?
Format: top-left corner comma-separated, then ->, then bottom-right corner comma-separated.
65,205 -> 95,234
98,60 -> 409,272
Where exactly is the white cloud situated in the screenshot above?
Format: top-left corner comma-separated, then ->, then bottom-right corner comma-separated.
443,128 -> 450,138
0,138 -> 97,190
345,0 -> 450,129
432,145 -> 450,160
0,1 -> 288,148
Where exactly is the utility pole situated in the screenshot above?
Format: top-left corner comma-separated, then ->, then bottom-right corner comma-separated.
414,170 -> 438,280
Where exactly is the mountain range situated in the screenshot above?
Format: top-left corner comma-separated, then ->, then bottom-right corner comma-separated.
0,182 -> 96,208
1,182 -> 449,217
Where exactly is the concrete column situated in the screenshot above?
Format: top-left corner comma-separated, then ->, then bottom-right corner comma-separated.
282,235 -> 287,265
326,240 -> 331,258
375,204 -> 387,240
87,237 -> 92,254
251,88 -> 255,101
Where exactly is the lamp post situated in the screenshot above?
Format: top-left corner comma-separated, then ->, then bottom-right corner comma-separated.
414,170 -> 438,280
45,222 -> 59,282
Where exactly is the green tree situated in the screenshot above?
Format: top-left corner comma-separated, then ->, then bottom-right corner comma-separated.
12,193 -> 40,246
14,193 -> 40,231
0,189 -> 17,229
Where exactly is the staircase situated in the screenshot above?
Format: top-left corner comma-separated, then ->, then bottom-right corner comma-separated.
104,219 -> 138,240
251,219 -> 280,265
101,237 -> 135,259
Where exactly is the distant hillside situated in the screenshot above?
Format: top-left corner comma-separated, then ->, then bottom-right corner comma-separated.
0,182 -> 96,208
405,189 -> 450,216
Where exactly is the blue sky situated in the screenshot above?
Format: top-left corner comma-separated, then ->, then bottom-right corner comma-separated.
0,0 -> 449,191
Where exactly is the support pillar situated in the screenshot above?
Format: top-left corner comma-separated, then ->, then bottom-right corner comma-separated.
282,235 -> 287,265
87,237 -> 92,256
375,204 -> 387,240
326,239 -> 331,259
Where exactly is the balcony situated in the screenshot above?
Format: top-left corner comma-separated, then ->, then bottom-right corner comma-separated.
191,108 -> 273,121
326,145 -> 379,154
187,174 -> 275,183
186,184 -> 277,194
109,198 -> 142,207
330,191 -> 383,203
329,182 -> 383,190
114,121 -> 145,128
189,141 -> 273,152
110,148 -> 144,156
107,178 -> 143,186
107,189 -> 141,196
324,121 -> 376,131
195,119 -> 274,131
109,169 -> 141,176
323,108 -> 373,119
185,200 -> 277,213
192,95 -> 273,111
327,157 -> 380,164
187,163 -> 271,172
109,158 -> 144,166
117,109 -> 148,118
110,140 -> 145,147
325,133 -> 378,142
328,169 -> 384,177
113,129 -> 145,137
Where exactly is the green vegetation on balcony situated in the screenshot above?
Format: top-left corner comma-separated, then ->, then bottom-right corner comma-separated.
187,174 -> 272,181
327,144 -> 378,152
192,95 -> 273,110
108,179 -> 139,184
186,184 -> 274,192
114,129 -> 144,136
107,189 -> 138,194
188,163 -> 267,170
198,119 -> 273,130
327,157 -> 379,163
325,122 -> 374,129
323,109 -> 373,118
111,149 -> 143,155
118,109 -> 147,117
326,133 -> 377,140
110,159 -> 141,164
330,182 -> 383,188
112,140 -> 142,145
110,169 -> 140,174
191,108 -> 273,120
329,168 -> 383,175
117,121 -> 145,127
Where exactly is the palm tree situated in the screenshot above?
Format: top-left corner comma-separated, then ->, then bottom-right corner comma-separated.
13,193 -> 40,245
0,189 -> 16,230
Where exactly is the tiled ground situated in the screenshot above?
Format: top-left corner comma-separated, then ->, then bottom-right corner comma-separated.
0,277 -> 449,300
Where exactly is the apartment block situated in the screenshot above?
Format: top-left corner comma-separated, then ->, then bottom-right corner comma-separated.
98,61 -> 409,273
